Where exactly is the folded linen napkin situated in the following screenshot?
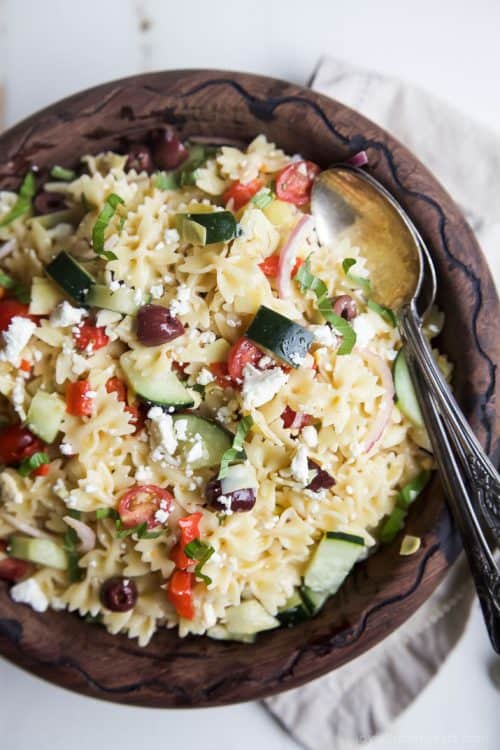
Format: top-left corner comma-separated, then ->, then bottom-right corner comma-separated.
264,55 -> 500,749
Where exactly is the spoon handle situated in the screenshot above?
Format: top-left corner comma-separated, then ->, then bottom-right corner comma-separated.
400,308 -> 500,546
405,347 -> 500,653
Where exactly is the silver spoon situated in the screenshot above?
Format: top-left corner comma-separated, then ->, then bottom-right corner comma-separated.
312,165 -> 500,652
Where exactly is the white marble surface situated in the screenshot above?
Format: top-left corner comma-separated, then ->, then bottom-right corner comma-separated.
0,1 -> 499,748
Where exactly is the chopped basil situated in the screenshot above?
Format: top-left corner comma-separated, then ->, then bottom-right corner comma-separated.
0,272 -> 29,303
63,526 -> 83,582
17,451 -> 50,477
184,538 -> 215,585
92,193 -> 124,260
95,507 -> 119,520
367,299 -> 398,327
218,416 -> 253,480
252,187 -> 274,209
0,171 -> 36,228
115,518 -> 163,540
50,165 -> 76,182
379,470 -> 431,543
342,258 -> 371,295
154,171 -> 178,190
294,257 -> 356,355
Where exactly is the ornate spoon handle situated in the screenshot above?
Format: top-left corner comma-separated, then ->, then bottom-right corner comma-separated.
405,348 -> 500,652
400,307 -> 500,546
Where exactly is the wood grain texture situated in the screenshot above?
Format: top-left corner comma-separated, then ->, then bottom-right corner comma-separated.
0,70 -> 498,708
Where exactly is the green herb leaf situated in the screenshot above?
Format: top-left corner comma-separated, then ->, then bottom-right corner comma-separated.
95,507 -> 119,520
154,171 -> 178,190
17,451 -> 50,477
92,193 -> 124,260
367,299 -> 398,327
0,172 -> 36,228
218,416 -> 253,479
252,187 -> 274,209
397,470 -> 431,509
192,383 -> 206,396
63,526 -> 83,582
0,271 -> 28,303
184,538 -> 215,584
379,470 -> 432,543
115,518 -> 163,540
294,257 -> 357,355
342,257 -> 371,294
67,509 -> 82,520
50,165 -> 76,182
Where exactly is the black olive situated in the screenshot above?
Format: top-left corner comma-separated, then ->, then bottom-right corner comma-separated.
205,476 -> 256,513
136,304 -> 185,347
100,576 -> 138,612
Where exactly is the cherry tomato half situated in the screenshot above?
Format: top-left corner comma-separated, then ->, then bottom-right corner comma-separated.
275,160 -> 320,206
0,541 -> 32,582
0,424 -> 44,466
167,569 -> 195,620
118,484 -> 174,530
66,380 -> 94,417
105,376 -> 128,402
208,362 -> 232,388
0,300 -> 34,333
227,337 -> 262,382
73,324 -> 109,353
223,179 -> 263,210
259,254 -> 305,278
170,512 -> 202,570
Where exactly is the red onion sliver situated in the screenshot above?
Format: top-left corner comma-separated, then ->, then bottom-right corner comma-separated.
63,515 -> 96,553
0,239 -> 17,259
278,214 -> 315,299
359,348 -> 395,453
346,151 -> 369,168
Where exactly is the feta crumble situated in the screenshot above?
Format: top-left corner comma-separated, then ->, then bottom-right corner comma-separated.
302,425 -> 318,448
311,324 -> 337,347
154,508 -> 170,524
59,441 -> 75,456
170,284 -> 191,316
148,406 -> 177,459
0,317 -> 36,366
352,313 -> 377,348
135,465 -> 153,482
186,438 -> 204,464
242,364 -> 288,410
50,301 -> 87,328
174,418 -> 189,441
10,578 -> 48,612
291,444 -> 310,485
150,284 -> 164,299
95,309 -> 122,328
196,367 -> 214,386
164,228 -> 180,244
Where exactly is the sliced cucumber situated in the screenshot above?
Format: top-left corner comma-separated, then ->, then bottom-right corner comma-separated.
206,625 -> 256,644
304,531 -> 365,593
28,276 -> 64,315
393,349 -> 424,428
120,351 -> 194,410
45,250 -> 94,305
176,211 -> 237,245
172,414 -> 232,469
246,305 -> 313,368
87,283 -> 147,315
8,535 -> 67,570
378,470 -> 431,544
26,390 -> 65,443
220,462 -> 257,494
300,585 -> 330,615
378,507 -> 407,544
277,590 -> 311,627
225,600 -> 279,635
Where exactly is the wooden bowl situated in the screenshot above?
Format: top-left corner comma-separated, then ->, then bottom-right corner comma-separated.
0,70 -> 498,707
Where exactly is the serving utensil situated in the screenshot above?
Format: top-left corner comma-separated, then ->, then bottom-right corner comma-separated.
312,165 -> 500,651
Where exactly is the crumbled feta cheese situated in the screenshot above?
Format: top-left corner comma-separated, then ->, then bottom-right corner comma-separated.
60,441 -> 75,456
0,472 -> 23,504
352,313 -> 377,348
33,349 -> 42,362
49,301 -> 87,328
108,279 -> 121,292
174,418 -> 189,441
135,465 -> 153,482
52,478 -> 68,498
150,284 -> 164,299
258,355 -> 272,368
199,330 -> 216,344
86,390 -> 97,400
95,309 -> 122,328
242,364 -> 288,410
12,375 -> 26,420
302,425 -> 318,448
216,405 -> 234,423
196,367 -> 214,386
163,273 -> 174,284
10,578 -> 48,612
217,494 -> 233,513
148,406 -> 177,459
83,482 -> 98,494
226,315 -> 241,328
154,508 -> 170,524
202,602 -> 217,629
164,228 -> 180,244
133,288 -> 143,305
311,324 -> 337,347
186,439 -> 204,464
291,444 -> 310,485
0,317 -> 36,366
170,284 -> 191,316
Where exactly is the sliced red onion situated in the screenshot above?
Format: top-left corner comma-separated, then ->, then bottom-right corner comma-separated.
63,515 -> 96,552
346,151 -> 369,168
307,459 -> 336,492
278,214 -> 315,299
1,512 -> 46,538
359,348 -> 395,453
0,239 -> 17,259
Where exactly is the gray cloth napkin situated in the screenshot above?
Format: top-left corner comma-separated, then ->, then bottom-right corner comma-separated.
264,55 -> 500,749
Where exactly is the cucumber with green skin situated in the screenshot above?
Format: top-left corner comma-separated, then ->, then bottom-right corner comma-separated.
120,351 -> 194,410
304,531 -> 365,593
245,305 -> 314,368
393,349 -> 424,427
8,535 -> 67,570
176,211 -> 237,245
172,414 -> 232,469
87,283 -> 147,315
45,250 -> 94,305
26,390 -> 65,443
225,600 -> 279,635
277,591 -> 311,627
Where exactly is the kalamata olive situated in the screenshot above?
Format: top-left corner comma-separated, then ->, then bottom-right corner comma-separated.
205,476 -> 256,513
34,191 -> 67,215
136,304 -> 184,346
125,144 -> 154,174
332,294 -> 357,321
100,576 -> 138,612
307,459 -> 336,493
151,129 -> 188,171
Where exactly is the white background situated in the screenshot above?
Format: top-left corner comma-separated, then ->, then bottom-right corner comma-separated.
0,1 -> 499,748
